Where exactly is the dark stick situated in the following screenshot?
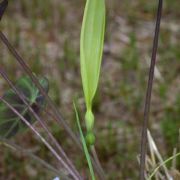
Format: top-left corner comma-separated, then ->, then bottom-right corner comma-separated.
140,0 -> 163,179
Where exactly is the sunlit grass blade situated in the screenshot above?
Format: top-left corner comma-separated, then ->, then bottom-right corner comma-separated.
147,130 -> 171,179
73,101 -> 95,180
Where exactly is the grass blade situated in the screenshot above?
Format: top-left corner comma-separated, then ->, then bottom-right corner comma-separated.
148,152 -> 180,180
73,101 -> 95,180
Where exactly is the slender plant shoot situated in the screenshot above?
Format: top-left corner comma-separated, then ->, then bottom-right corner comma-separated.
73,102 -> 95,180
80,0 -> 106,145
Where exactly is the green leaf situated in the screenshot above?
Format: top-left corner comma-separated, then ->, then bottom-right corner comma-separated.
0,76 -> 49,138
80,0 -> 105,110
80,0 -> 106,137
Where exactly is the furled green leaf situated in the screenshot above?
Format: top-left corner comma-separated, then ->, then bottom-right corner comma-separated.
80,0 -> 105,110
0,76 -> 49,138
80,0 -> 106,143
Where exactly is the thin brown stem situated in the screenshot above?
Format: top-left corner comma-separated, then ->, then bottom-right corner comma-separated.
140,0 -> 163,179
90,145 -> 106,179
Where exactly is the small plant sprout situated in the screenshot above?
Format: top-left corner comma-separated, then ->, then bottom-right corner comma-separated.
80,0 -> 105,145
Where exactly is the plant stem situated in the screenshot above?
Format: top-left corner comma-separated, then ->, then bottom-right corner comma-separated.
90,146 -> 106,179
140,0 -> 163,179
44,105 -> 106,180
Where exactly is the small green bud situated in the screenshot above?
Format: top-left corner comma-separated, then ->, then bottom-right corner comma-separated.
86,132 -> 95,145
85,110 -> 94,131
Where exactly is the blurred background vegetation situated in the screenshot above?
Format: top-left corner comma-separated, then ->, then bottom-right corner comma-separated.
0,0 -> 179,179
